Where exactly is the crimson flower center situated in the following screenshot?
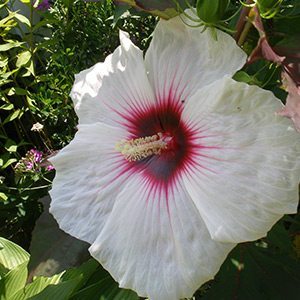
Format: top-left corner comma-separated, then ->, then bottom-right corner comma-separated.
119,101 -> 196,186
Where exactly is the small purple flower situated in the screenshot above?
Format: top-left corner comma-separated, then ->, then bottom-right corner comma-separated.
25,161 -> 34,170
46,165 -> 55,171
15,148 -> 49,174
35,0 -> 50,11
30,149 -> 43,164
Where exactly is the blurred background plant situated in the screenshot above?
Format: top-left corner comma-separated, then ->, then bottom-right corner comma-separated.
0,0 -> 299,299
0,0 -> 156,250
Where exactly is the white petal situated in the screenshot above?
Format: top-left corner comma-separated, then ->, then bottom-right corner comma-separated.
70,31 -> 155,127
145,12 -> 246,104
182,77 -> 300,243
89,175 -> 235,300
49,123 -> 128,244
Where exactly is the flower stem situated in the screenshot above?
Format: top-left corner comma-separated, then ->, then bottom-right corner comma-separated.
235,0 -> 254,46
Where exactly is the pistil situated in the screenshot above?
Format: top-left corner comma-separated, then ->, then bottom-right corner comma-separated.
116,133 -> 170,161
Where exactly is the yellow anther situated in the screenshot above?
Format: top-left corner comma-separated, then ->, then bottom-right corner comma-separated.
116,133 -> 168,161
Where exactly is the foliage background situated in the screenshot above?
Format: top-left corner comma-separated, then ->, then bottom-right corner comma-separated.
0,0 -> 299,299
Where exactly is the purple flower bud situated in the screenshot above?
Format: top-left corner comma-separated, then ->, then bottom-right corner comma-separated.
25,162 -> 34,170
46,165 -> 55,171
29,149 -> 43,163
35,0 -> 50,11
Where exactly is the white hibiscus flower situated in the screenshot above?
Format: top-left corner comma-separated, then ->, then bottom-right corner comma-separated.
49,12 -> 300,300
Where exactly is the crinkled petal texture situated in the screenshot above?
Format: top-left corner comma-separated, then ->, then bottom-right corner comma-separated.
145,13 -> 246,103
182,77 -> 300,243
50,11 -> 300,300
70,31 -> 156,126
90,176 -> 235,300
49,123 -> 128,243
50,122 -> 235,300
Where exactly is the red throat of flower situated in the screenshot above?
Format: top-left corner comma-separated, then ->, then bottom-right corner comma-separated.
115,101 -> 199,189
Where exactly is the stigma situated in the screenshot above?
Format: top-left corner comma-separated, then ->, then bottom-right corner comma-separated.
116,133 -> 170,162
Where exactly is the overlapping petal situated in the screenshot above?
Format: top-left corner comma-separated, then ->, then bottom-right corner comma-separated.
70,31 -> 156,127
145,13 -> 247,104
182,77 -> 300,243
90,175 -> 235,300
49,123 -> 127,243
49,9 -> 300,300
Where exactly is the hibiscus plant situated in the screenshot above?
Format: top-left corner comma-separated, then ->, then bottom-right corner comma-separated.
0,0 -> 300,300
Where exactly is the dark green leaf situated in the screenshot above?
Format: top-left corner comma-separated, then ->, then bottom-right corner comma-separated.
202,222 -> 300,300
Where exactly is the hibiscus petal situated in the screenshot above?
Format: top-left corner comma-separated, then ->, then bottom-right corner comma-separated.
49,123 -> 127,243
145,12 -> 246,104
89,175 -> 235,300
182,77 -> 300,243
70,31 -> 155,127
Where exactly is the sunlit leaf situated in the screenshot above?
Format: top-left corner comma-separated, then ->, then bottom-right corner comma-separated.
14,13 -> 31,28
16,50 -> 32,68
0,0 -> 9,10
29,277 -> 82,300
0,193 -> 8,202
0,103 -> 14,110
0,41 -> 24,52
0,237 -> 30,274
0,261 -> 28,300
3,109 -> 24,124
10,273 -> 64,300
0,157 -> 17,169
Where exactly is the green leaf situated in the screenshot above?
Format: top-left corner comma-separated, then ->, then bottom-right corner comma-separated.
32,18 -> 55,32
71,276 -> 138,300
62,259 -> 99,291
16,50 -> 31,68
14,13 -> 31,28
201,222 -> 300,300
112,4 -> 131,27
233,71 -> 259,85
0,193 -> 8,202
10,273 -> 64,300
0,41 -> 24,52
71,263 -> 138,300
24,59 -> 35,76
0,0 -> 9,9
0,11 -> 17,27
29,277 -> 82,300
3,109 -> 23,124
116,0 -> 192,19
0,261 -> 28,300
4,139 -> 18,152
0,103 -> 14,110
0,238 -> 30,274
6,87 -> 28,96
0,157 -> 17,169
0,56 -> 8,67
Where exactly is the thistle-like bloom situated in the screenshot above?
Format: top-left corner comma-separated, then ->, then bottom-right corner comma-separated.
49,13 -> 300,300
15,149 -> 43,173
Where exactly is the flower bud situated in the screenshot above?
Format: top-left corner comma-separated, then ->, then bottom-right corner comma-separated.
196,0 -> 230,24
